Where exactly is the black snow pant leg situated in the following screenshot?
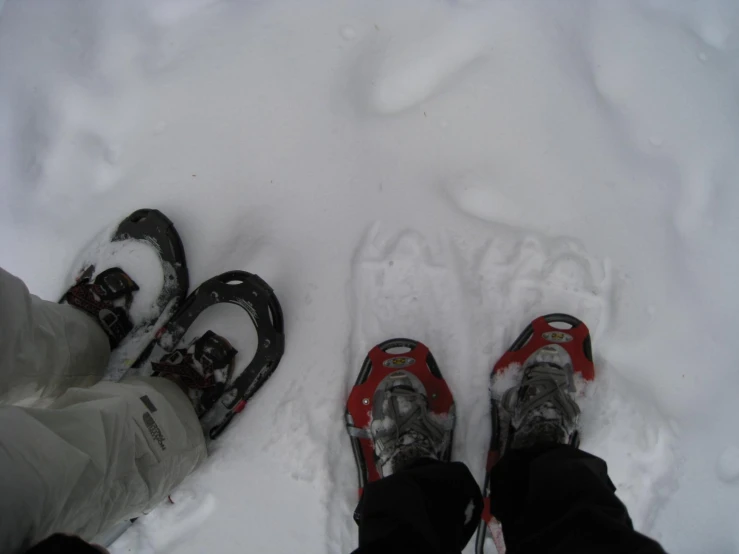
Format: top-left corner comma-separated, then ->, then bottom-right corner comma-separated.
352,459 -> 483,554
488,444 -> 668,554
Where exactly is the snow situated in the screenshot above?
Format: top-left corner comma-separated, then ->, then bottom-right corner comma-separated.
0,0 -> 738,553
716,446 -> 739,484
490,364 -> 523,401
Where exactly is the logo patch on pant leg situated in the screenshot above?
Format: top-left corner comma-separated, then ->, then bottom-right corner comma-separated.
140,395 -> 158,412
143,411 -> 167,451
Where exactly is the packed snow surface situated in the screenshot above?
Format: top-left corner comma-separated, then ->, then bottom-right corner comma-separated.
1,1 -> 738,553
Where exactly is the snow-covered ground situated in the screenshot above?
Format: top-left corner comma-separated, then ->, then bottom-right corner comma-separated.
1,0 -> 738,552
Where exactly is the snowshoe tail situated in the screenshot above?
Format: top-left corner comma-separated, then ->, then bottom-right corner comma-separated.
134,270 -> 285,440
345,339 -> 455,495
475,314 -> 594,554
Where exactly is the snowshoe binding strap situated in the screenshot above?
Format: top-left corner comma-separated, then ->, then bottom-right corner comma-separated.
152,330 -> 238,417
370,374 -> 449,476
64,267 -> 139,348
501,363 -> 581,429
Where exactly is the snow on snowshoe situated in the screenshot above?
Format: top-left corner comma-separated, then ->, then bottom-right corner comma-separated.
345,339 -> 455,496
475,314 -> 595,554
133,270 -> 285,440
62,208 -> 189,376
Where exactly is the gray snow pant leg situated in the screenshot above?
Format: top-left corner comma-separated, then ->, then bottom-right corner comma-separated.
0,267 -> 207,553
0,267 -> 110,404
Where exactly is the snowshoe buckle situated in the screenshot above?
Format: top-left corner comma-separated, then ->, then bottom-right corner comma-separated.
65,267 -> 139,348
152,331 -> 238,417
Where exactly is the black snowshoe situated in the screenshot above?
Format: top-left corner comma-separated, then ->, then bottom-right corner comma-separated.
133,271 -> 285,440
62,208 -> 189,375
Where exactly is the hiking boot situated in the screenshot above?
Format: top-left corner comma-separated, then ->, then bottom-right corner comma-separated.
501,343 -> 581,450
370,371 -> 450,477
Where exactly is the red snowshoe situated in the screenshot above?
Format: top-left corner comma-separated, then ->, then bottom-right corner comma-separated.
475,314 -> 595,554
345,339 -> 456,494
